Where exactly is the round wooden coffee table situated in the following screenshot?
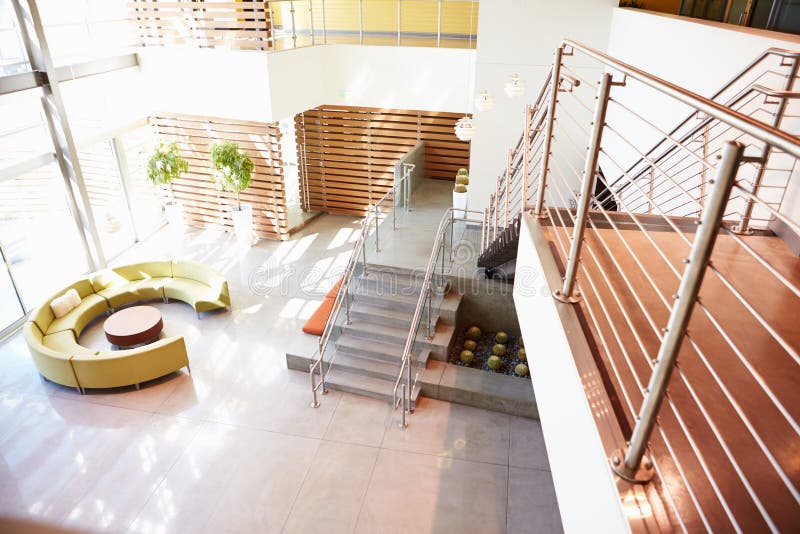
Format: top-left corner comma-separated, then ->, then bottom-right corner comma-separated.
104,305 -> 163,348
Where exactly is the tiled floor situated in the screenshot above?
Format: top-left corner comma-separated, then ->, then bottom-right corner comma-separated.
0,183 -> 561,533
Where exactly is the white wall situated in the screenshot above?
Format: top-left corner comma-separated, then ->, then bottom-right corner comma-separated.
604,8 -> 800,228
138,44 -> 475,125
138,47 -> 273,122
514,216 -> 630,534
468,0 -> 618,209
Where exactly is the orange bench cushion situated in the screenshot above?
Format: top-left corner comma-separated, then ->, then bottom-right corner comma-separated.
302,278 -> 344,336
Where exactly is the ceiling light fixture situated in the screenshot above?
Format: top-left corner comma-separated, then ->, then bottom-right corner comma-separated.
454,116 -> 476,141
475,90 -> 496,112
504,73 -> 526,98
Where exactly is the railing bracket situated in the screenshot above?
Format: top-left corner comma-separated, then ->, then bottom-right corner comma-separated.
610,448 -> 655,484
553,288 -> 582,303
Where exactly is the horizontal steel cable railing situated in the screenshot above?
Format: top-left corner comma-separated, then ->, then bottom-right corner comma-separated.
392,207 -> 484,427
127,0 -> 479,51
483,39 -> 800,531
598,47 -> 800,235
482,66 -> 553,256
309,163 -> 413,407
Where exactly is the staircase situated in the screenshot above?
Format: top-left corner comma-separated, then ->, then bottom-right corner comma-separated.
287,265 -> 461,407
478,212 -> 521,272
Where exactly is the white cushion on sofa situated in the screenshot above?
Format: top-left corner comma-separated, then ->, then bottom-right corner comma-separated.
50,289 -> 81,318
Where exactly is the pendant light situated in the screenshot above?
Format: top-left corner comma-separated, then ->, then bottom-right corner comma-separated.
454,0 -> 477,140
454,116 -> 476,141
475,90 -> 495,112
504,73 -> 526,98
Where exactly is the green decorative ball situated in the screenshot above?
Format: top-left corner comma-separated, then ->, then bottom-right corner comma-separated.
518,348 -> 527,362
463,340 -> 477,351
495,332 -> 509,344
515,363 -> 529,376
460,350 -> 475,364
454,184 -> 467,193
487,355 -> 502,370
455,175 -> 470,186
457,168 -> 469,176
492,344 -> 506,357
465,326 -> 482,341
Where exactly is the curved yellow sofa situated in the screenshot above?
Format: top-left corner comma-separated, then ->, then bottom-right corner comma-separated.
24,260 -> 230,393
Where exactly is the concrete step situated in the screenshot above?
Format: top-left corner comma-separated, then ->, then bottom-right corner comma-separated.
335,333 -> 424,363
354,284 -> 420,311
324,367 -> 420,408
333,350 -> 428,380
349,302 -> 416,329
352,284 -> 461,325
340,320 -> 455,359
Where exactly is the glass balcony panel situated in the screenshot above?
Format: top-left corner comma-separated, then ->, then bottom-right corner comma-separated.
120,127 -> 166,239
0,90 -> 54,171
0,162 -> 89,308
78,140 -> 136,259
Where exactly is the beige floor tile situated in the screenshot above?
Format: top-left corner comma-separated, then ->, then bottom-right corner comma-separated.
0,396 -> 152,526
323,392 -> 392,447
509,416 -> 551,471
282,441 -> 379,534
382,397 -> 511,465
507,467 -> 563,534
61,414 -> 203,533
202,428 -> 320,534
356,448 -> 508,534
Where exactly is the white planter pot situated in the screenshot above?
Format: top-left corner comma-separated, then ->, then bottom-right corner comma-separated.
164,201 -> 184,230
231,204 -> 254,246
453,191 -> 468,220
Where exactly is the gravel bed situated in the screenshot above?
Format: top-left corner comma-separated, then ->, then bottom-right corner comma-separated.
448,327 -> 530,379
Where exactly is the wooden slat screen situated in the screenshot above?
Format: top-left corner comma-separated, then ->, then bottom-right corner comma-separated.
150,113 -> 288,239
295,105 -> 470,215
127,1 -> 272,50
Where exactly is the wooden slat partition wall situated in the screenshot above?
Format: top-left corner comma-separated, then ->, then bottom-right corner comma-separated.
127,1 -> 272,50
295,105 -> 470,215
149,114 -> 288,239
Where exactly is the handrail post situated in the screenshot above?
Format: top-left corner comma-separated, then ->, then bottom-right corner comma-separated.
534,45 -> 564,218
399,384 -> 407,428
554,73 -> 612,304
611,141 -> 744,484
397,0 -> 401,46
310,362 -> 319,408
374,203 -> 380,252
358,0 -> 363,45
505,149 -> 512,227
321,0 -> 327,44
481,207 -> 486,250
290,0 -> 297,48
436,0 -> 442,48
523,103 -> 531,210
344,290 -> 351,324
493,178 -> 499,240
733,56 -> 799,234
308,0 -> 315,45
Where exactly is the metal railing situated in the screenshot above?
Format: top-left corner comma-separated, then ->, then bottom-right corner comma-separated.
392,206 -> 483,427
127,0 -> 479,51
482,40 -> 800,530
309,162 -> 414,407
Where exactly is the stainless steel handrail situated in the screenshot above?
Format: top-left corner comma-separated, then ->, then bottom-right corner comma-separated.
563,39 -> 800,158
392,207 -> 484,426
310,164 -> 412,407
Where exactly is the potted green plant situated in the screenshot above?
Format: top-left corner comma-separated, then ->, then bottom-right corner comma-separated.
210,140 -> 255,245
453,167 -> 469,219
147,141 -> 188,229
